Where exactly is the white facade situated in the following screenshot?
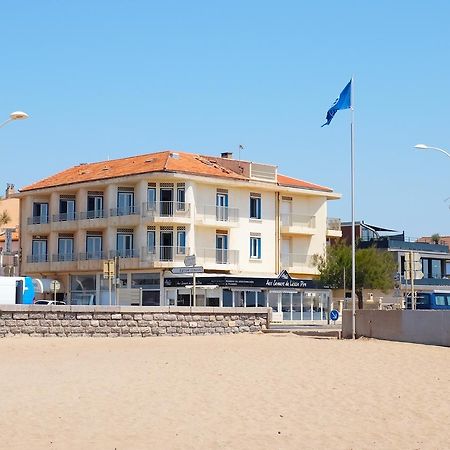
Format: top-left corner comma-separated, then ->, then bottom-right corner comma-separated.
18,154 -> 341,319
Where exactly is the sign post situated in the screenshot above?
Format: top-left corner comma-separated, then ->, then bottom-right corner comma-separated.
173,261 -> 203,307
50,280 -> 61,303
103,259 -> 116,305
184,255 -> 196,307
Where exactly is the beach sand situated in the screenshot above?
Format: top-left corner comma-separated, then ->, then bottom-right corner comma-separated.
0,333 -> 449,450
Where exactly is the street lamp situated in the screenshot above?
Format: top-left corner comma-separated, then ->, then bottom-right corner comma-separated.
414,144 -> 450,158
0,111 -> 29,129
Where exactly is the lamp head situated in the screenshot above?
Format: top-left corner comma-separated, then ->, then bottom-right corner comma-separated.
414,144 -> 429,150
9,111 -> 29,120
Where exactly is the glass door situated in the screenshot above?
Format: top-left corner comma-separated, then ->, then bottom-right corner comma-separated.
216,234 -> 228,264
118,191 -> 134,215
160,231 -> 173,261
58,238 -> 74,261
147,188 -> 157,211
117,233 -> 134,258
160,188 -> 173,217
86,235 -> 102,259
282,292 -> 292,321
32,239 -> 47,262
216,193 -> 228,221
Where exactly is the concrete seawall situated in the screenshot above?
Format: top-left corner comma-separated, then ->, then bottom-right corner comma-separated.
342,310 -> 450,347
0,305 -> 270,337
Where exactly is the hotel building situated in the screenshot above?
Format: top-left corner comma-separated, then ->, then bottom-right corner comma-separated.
18,150 -> 341,321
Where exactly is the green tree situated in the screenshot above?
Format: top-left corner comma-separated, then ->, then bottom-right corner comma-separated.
430,233 -> 441,244
313,243 -> 397,307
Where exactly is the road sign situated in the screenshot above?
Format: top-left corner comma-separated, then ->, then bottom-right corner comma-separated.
184,255 -> 196,267
5,229 -> 13,253
50,280 -> 61,292
172,266 -> 204,274
330,309 -> 339,321
103,259 -> 115,279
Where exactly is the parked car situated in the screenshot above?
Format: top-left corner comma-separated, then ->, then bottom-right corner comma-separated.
34,300 -> 66,305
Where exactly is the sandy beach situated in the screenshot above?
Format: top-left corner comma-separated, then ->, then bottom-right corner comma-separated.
0,334 -> 449,450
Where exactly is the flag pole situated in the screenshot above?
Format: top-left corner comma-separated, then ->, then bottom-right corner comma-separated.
350,76 -> 356,340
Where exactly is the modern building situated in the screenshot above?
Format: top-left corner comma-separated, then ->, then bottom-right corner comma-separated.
341,221 -> 450,305
18,150 -> 341,321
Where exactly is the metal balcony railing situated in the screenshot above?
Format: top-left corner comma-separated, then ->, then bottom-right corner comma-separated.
281,214 -> 315,228
52,212 -> 77,222
109,249 -> 139,259
79,251 -> 107,261
109,205 -> 140,217
142,201 -> 190,218
327,217 -> 341,231
197,248 -> 239,265
200,205 -> 239,223
27,216 -> 49,225
52,253 -> 76,262
27,254 -> 48,263
78,210 -> 107,220
141,245 -> 189,263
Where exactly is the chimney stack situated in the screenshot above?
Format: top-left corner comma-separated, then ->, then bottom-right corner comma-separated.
5,183 -> 15,198
221,152 -> 233,159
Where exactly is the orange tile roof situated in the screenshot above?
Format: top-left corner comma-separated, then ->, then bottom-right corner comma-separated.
20,150 -> 334,194
277,174 -> 332,192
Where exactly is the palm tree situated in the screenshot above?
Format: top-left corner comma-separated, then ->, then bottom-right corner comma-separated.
0,210 -> 11,228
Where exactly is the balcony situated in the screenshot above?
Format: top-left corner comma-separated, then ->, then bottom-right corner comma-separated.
108,205 -> 141,226
280,253 -> 318,275
197,248 -> 239,269
26,215 -> 50,233
196,205 -> 239,227
142,201 -> 191,223
141,245 -> 189,267
27,254 -> 49,263
25,254 -> 50,271
280,214 -> 316,235
109,249 -> 140,259
326,217 -> 342,238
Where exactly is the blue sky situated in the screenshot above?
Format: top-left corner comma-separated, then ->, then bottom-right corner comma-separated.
1,0 -> 449,238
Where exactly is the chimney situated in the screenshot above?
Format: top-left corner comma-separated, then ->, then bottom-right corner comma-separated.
5,183 -> 15,198
221,152 -> 233,159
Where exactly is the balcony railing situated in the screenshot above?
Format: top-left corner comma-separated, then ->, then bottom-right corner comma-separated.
52,253 -> 76,262
142,201 -> 190,218
141,245 -> 189,263
52,212 -> 77,222
197,248 -> 239,265
281,214 -> 315,228
78,210 -> 107,220
280,253 -> 315,269
327,217 -> 341,231
27,216 -> 49,225
199,205 -> 239,224
78,251 -> 107,261
27,254 -> 48,263
109,205 -> 140,217
109,249 -> 139,259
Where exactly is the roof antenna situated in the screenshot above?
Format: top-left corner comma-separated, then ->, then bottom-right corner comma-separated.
238,144 -> 244,172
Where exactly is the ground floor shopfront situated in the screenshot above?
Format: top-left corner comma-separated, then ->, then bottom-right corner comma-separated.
55,270 -> 331,322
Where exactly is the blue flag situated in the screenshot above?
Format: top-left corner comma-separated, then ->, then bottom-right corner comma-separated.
321,79 -> 352,127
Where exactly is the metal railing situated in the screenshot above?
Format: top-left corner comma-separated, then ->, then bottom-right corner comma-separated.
327,217 -> 341,231
109,249 -> 139,259
78,251 -> 107,261
78,210 -> 107,220
281,214 -> 315,228
27,215 -> 49,225
197,248 -> 239,265
200,205 -> 239,223
52,253 -> 76,262
26,254 -> 48,263
52,212 -> 77,222
109,205 -> 140,217
141,245 -> 189,263
142,201 -> 190,218
280,253 -> 315,269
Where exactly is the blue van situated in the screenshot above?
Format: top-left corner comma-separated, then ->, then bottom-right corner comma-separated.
414,291 -> 450,310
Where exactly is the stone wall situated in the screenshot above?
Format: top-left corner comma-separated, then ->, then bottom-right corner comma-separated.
0,305 -> 270,338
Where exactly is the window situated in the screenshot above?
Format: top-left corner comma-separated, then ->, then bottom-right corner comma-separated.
147,230 -> 156,254
32,238 -> 47,262
431,259 -> 443,279
117,189 -> 135,215
32,203 -> 48,224
58,237 -> 74,261
216,192 -> 229,221
216,233 -> 228,264
86,235 -> 102,259
59,197 -> 76,221
250,194 -> 261,219
250,236 -> 261,259
117,232 -> 134,258
177,229 -> 186,254
147,187 -> 156,209
87,194 -> 104,218
177,186 -> 185,211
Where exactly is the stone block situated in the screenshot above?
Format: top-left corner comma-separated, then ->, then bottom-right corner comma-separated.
215,327 -> 225,333
241,326 -> 250,332
158,321 -> 170,327
127,320 -> 138,327
29,313 -> 45,319
154,314 -> 164,320
0,313 -> 12,319
228,321 -> 236,327
107,320 -> 118,327
142,314 -> 154,321
108,333 -> 120,337
13,313 -> 28,320
130,327 -> 141,334
215,315 -> 224,321
134,314 -> 143,320
189,322 -> 198,328
111,313 -> 122,320
81,320 -> 91,327
122,314 -> 133,320
90,320 -> 100,327
77,314 -> 93,320
117,320 -> 128,327
93,313 -> 112,320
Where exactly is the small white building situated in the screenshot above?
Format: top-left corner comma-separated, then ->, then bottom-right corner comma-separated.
18,150 -> 341,321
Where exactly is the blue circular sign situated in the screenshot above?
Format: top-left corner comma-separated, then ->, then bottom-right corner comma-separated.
330,309 -> 339,321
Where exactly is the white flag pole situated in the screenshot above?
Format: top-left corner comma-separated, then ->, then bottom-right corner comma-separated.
350,76 -> 356,340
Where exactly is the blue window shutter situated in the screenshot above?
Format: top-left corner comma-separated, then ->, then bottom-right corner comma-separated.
257,238 -> 261,258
